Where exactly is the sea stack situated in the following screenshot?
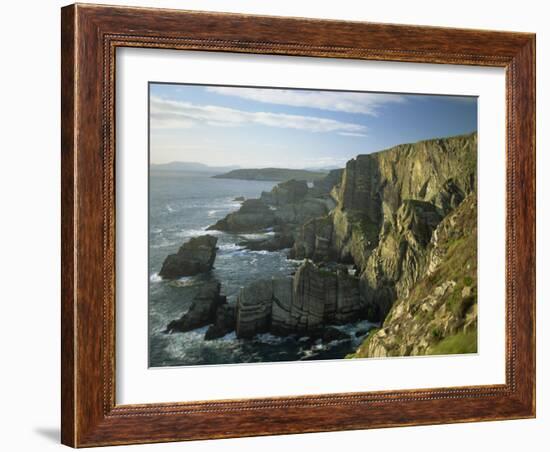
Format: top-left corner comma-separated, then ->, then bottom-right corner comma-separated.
159,235 -> 218,279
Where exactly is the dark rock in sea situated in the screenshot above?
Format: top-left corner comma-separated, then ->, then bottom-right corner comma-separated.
233,196 -> 246,202
238,233 -> 294,252
355,329 -> 369,337
318,327 -> 351,344
207,199 -> 275,233
159,235 -> 217,279
164,281 -> 226,333
205,304 -> 236,340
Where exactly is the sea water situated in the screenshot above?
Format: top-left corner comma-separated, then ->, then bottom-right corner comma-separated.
148,170 -> 374,367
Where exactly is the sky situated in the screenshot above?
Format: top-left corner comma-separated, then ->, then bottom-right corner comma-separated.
149,83 -> 477,169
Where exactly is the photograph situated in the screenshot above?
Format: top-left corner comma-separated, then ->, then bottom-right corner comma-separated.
148,83 -> 478,367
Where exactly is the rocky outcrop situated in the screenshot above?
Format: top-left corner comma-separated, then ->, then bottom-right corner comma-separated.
208,171 -> 339,251
234,260 -> 366,338
164,281 -> 226,333
309,169 -> 344,197
349,194 -> 477,358
207,199 -> 276,233
289,215 -> 335,261
238,233 -> 294,252
260,179 -> 308,205
235,279 -> 274,338
159,235 -> 218,279
292,133 -> 477,323
205,304 -> 236,340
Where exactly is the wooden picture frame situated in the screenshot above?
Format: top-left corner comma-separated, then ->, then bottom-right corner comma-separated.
61,3 -> 536,447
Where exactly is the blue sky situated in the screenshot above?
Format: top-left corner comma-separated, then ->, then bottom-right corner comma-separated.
149,83 -> 477,169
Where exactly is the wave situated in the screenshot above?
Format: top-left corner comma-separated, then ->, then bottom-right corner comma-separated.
239,231 -> 275,240
173,228 -> 220,238
150,239 -> 176,249
150,273 -> 163,283
254,333 -> 287,345
171,276 -> 199,288
218,243 -> 245,252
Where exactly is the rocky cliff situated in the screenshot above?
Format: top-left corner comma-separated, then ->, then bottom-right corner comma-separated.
165,133 -> 478,356
208,171 -> 340,251
291,133 -> 477,322
348,193 -> 477,357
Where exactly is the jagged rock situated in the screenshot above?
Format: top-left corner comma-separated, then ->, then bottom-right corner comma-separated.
235,279 -> 274,338
205,304 -> 236,340
235,261 -> 365,338
291,133 -> 477,323
164,281 -> 226,333
290,216 -> 334,261
309,169 -> 344,197
319,327 -> 351,343
274,198 -> 329,225
159,235 -> 218,279
207,199 -> 275,233
350,194 -> 478,358
233,196 -> 246,202
261,179 -> 308,206
238,233 -> 294,251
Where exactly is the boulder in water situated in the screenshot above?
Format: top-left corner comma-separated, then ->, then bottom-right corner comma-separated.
164,281 -> 226,333
159,235 -> 218,279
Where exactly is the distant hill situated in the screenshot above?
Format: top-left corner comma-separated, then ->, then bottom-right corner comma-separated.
212,168 -> 327,182
151,162 -> 240,173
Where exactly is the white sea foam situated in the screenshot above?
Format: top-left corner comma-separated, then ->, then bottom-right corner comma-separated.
238,229 -> 276,241
150,273 -> 163,283
219,243 -> 245,252
249,250 -> 270,255
255,333 -> 286,345
171,277 -> 197,288
150,239 -> 175,249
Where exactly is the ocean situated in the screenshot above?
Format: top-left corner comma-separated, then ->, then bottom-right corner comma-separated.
148,170 -> 374,367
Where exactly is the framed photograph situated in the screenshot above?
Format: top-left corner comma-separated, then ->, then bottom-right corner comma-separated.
61,4 -> 536,447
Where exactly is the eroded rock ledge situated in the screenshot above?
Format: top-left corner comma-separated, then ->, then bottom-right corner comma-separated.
165,260 -> 367,341
206,174 -> 340,252
236,260 -> 365,338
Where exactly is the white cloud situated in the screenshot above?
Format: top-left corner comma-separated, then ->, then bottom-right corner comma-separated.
338,132 -> 367,137
150,96 -> 367,134
206,87 -> 405,115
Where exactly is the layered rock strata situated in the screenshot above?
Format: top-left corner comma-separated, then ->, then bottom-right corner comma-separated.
349,194 -> 477,358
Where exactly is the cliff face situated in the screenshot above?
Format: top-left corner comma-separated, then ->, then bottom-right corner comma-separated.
349,193 -> 477,358
292,133 -> 477,322
235,261 -> 365,339
165,133 -> 478,356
